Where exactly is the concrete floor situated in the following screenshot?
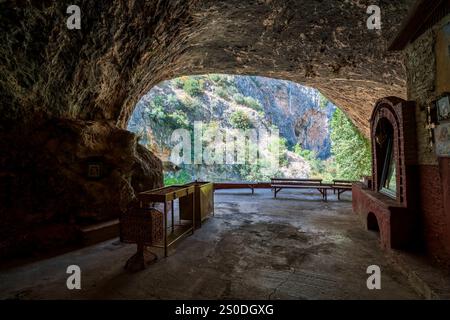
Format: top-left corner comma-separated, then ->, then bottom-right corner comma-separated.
0,189 -> 420,300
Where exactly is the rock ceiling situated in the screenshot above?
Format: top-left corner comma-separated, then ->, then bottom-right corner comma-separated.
0,0 -> 415,136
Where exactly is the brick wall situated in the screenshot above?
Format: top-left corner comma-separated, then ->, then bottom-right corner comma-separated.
404,15 -> 450,265
418,165 -> 449,264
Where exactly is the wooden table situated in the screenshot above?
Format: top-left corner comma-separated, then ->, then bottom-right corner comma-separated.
179,181 -> 214,228
138,185 -> 196,257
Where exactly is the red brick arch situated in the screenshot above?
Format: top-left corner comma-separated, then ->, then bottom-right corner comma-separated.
370,96 -> 406,203
353,96 -> 419,250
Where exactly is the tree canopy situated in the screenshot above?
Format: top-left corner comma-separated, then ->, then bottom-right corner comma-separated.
330,108 -> 371,180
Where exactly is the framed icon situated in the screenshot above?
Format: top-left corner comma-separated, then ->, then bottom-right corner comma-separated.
435,123 -> 450,157
437,94 -> 450,122
87,163 -> 102,179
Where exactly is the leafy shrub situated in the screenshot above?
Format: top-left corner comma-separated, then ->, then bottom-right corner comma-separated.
319,92 -> 328,109
173,78 -> 185,89
152,95 -> 165,108
216,75 -> 232,88
181,96 -> 201,110
183,77 -> 204,96
167,94 -> 180,108
208,74 -> 222,82
149,96 -> 166,122
230,110 -> 253,129
242,96 -> 263,111
293,144 -> 324,178
233,93 -> 245,104
216,87 -> 229,100
227,85 -> 239,96
164,169 -> 192,186
233,94 -> 263,112
294,144 -> 314,160
168,110 -> 189,129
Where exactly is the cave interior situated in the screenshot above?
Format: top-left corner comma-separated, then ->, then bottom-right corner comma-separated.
0,0 -> 450,300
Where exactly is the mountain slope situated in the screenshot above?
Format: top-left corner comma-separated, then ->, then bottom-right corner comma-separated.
129,74 -> 335,159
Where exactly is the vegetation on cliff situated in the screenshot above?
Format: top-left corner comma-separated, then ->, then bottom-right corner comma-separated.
330,108 -> 372,180
128,74 -> 371,184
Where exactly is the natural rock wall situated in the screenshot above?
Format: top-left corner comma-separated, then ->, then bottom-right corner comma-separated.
233,76 -> 335,158
0,118 -> 162,258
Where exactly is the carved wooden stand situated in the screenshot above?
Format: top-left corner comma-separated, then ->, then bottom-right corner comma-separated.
120,207 -> 163,272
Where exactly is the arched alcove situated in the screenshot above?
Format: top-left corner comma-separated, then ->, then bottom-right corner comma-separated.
353,96 -> 420,250
367,212 -> 380,233
370,97 -> 416,205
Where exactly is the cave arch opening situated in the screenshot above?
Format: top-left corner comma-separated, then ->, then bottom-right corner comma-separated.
127,73 -> 372,186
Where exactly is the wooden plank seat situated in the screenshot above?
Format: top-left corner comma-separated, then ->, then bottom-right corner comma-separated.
271,178 -> 332,201
331,179 -> 358,200
213,182 -> 271,194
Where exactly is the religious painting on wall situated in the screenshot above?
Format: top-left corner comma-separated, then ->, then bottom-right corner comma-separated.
87,163 -> 102,179
437,94 -> 450,122
435,123 -> 450,157
85,157 -> 104,180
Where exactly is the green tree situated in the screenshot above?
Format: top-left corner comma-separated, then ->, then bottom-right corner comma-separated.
183,77 -> 204,96
230,110 -> 253,129
215,87 -> 229,100
168,110 -> 189,129
208,74 -> 222,82
330,108 -> 371,180
243,96 -> 263,111
148,95 -> 166,122
164,169 -> 192,186
318,92 -> 328,109
293,144 -> 324,178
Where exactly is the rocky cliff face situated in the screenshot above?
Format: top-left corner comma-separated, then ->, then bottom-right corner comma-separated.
129,75 -> 335,160
233,76 -> 335,159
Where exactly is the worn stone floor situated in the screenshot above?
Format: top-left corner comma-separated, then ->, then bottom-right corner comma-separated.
0,189 -> 420,300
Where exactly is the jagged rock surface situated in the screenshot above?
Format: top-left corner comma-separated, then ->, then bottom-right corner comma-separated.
0,119 -> 162,258
0,0 -> 414,135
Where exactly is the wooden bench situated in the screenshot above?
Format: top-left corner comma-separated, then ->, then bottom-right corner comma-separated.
331,179 -> 358,200
213,182 -> 271,194
271,178 -> 332,201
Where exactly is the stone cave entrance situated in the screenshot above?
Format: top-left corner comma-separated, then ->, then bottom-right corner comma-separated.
1,0 -> 450,302
0,78 -> 422,301
127,74 -> 371,188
